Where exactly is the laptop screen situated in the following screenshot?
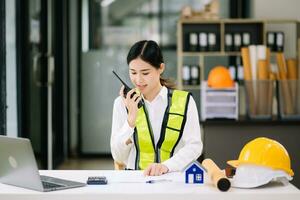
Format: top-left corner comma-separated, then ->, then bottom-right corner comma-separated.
0,136 -> 46,191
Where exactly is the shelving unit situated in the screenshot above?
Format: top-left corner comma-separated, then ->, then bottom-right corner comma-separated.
177,18 -> 300,90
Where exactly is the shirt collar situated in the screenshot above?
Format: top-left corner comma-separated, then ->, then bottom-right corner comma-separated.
160,86 -> 168,102
143,86 -> 168,104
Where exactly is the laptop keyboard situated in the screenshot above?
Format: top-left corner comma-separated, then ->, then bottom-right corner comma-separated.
42,181 -> 64,189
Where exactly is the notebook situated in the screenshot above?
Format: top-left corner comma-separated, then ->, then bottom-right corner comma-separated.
0,135 -> 86,192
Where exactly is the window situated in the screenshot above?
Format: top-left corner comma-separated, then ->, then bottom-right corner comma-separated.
196,173 -> 202,181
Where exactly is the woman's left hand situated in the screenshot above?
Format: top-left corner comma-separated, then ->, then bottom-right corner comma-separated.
143,163 -> 169,176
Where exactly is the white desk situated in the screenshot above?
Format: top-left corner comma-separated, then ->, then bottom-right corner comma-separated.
0,170 -> 299,200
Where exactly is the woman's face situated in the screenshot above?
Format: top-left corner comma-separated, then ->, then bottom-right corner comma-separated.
129,57 -> 164,97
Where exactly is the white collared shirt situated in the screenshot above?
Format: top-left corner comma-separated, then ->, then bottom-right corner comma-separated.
110,86 -> 203,172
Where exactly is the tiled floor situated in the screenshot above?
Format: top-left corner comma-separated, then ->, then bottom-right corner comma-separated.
58,158 -> 114,170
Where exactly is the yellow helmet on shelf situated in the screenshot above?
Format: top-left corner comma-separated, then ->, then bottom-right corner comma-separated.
227,137 -> 294,176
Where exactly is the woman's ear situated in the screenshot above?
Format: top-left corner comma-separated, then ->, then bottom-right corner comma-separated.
159,63 -> 165,74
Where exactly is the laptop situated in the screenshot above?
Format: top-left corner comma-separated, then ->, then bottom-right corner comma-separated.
0,136 -> 86,192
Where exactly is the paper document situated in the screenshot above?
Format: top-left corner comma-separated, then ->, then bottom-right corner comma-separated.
108,171 -> 184,183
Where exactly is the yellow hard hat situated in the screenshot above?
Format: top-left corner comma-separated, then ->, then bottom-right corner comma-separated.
227,137 -> 294,176
207,66 -> 234,89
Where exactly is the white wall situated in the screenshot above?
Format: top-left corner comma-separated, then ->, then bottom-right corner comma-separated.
6,0 -> 18,137
251,0 -> 300,20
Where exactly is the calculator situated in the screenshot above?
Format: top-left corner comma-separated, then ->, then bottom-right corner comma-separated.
87,176 -> 108,185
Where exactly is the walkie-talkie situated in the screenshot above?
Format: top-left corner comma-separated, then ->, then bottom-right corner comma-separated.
112,70 -> 144,108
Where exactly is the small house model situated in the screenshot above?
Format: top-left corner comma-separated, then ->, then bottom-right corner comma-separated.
184,161 -> 205,184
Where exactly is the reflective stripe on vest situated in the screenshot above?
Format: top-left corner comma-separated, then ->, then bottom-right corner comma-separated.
135,106 -> 156,170
134,89 -> 190,170
159,90 -> 189,162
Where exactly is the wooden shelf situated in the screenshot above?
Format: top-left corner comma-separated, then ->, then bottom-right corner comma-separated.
182,52 -> 241,56
182,85 -> 201,90
201,116 -> 300,125
177,18 -> 300,90
179,18 -> 299,24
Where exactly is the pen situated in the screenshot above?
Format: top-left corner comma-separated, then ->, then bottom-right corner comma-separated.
146,179 -> 172,184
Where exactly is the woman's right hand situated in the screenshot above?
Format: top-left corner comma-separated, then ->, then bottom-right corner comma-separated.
120,86 -> 142,128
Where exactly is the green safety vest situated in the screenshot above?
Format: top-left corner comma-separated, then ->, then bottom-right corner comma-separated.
133,89 -> 191,170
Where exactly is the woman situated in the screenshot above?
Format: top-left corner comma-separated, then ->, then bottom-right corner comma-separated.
111,40 -> 203,176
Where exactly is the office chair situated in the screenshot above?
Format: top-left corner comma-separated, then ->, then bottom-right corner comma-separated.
114,161 -> 125,170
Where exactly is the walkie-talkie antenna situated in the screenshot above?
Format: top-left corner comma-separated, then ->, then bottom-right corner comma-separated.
112,70 -> 144,108
112,70 -> 130,88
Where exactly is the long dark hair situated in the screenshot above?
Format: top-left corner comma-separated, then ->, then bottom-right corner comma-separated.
127,40 -> 176,89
